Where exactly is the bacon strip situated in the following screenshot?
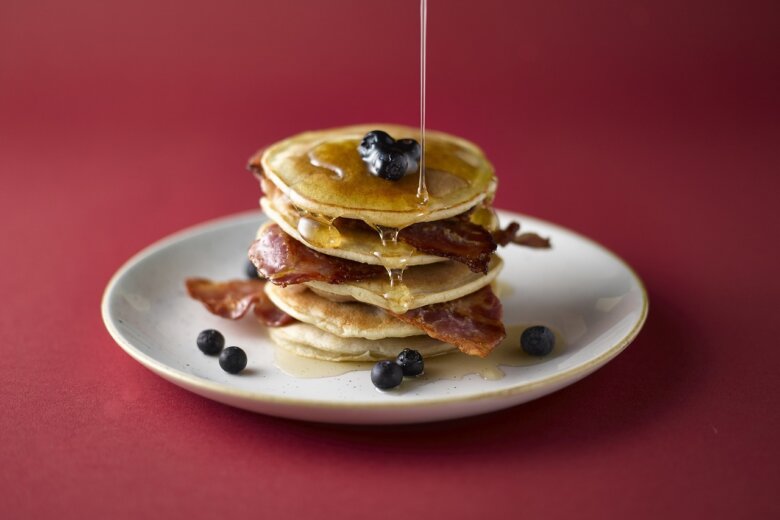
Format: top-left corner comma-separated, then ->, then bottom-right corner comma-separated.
390,286 -> 506,357
185,278 -> 294,327
493,221 -> 551,249
249,223 -> 385,286
398,217 -> 496,274
338,214 -> 549,273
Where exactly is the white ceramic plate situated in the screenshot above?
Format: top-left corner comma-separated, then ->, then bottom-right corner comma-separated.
101,210 -> 647,424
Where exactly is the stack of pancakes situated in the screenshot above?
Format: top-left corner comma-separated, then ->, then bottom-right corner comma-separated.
247,124 -> 507,362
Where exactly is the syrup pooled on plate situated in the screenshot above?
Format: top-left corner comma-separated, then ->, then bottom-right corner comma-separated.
273,326 -> 565,381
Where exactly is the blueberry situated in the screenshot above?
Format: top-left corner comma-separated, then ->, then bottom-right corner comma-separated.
358,131 -> 421,181
396,348 -> 424,376
358,130 -> 394,157
219,346 -> 247,374
520,326 -> 555,356
371,360 -> 403,390
396,138 -> 421,162
196,329 -> 225,355
245,259 -> 261,279
373,148 -> 408,181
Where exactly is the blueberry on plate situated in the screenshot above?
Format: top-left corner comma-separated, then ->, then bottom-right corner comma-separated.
219,346 -> 247,374
520,326 -> 555,356
396,348 -> 424,376
371,360 -> 403,390
196,329 -> 224,355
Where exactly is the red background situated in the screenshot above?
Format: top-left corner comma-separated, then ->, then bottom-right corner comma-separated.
1,0 -> 778,518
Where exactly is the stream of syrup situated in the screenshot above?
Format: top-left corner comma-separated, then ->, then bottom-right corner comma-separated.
417,0 -> 429,204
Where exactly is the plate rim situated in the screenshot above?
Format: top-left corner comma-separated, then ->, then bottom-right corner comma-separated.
101,209 -> 649,411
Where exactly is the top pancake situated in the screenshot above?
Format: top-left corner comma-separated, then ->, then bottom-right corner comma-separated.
251,124 -> 497,229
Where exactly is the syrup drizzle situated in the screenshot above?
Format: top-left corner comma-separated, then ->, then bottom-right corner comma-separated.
417,0 -> 429,205
307,149 -> 345,179
374,225 -> 400,247
469,202 -> 499,232
383,267 -> 413,313
372,225 -> 413,312
295,208 -> 342,248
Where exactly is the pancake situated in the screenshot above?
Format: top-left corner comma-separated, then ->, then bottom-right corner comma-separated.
265,284 -> 422,340
269,322 -> 456,362
303,255 -> 503,313
251,124 -> 497,229
260,194 -> 445,269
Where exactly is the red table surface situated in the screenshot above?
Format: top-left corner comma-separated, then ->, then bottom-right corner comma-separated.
1,0 -> 778,518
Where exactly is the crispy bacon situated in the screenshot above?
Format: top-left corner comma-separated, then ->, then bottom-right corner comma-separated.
493,221 -> 551,248
249,223 -> 385,286
185,278 -> 294,327
337,214 -> 549,273
186,275 -> 504,354
390,286 -> 506,357
398,217 -> 496,274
